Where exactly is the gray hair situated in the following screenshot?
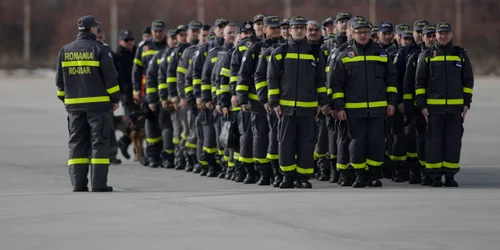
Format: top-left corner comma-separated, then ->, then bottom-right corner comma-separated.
306,20 -> 321,29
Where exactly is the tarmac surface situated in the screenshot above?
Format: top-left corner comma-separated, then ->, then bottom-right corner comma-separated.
1,76 -> 499,250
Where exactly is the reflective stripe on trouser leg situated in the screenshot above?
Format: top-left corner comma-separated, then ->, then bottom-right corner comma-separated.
87,111 -> 112,189
366,117 -> 385,167
297,115 -> 316,175
238,110 -> 253,165
336,120 -> 350,170
202,109 -> 217,165
278,115 -> 297,174
145,116 -> 163,164
315,115 -> 329,171
267,111 -> 279,161
425,114 -> 444,172
348,118 -> 368,170
391,111 -> 407,162
443,113 -> 463,175
67,112 -> 91,189
252,112 -> 270,171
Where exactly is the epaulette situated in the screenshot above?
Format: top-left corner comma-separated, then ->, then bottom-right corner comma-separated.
209,47 -> 218,53
138,40 -> 146,47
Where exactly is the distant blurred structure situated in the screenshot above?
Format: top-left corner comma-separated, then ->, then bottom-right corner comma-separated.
1,0 -> 499,75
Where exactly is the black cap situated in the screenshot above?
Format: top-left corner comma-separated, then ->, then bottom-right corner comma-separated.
371,26 -> 379,35
290,16 -> 307,26
395,24 -> 410,35
402,29 -> 414,39
352,20 -> 370,30
119,29 -> 133,40
423,24 -> 437,34
202,25 -> 211,31
378,22 -> 394,32
436,22 -> 452,32
281,18 -> 290,26
254,14 -> 267,22
151,20 -> 166,31
413,20 -> 429,32
77,15 -> 101,30
177,24 -> 188,33
188,20 -> 203,30
240,21 -> 254,32
215,18 -> 229,27
143,26 -> 151,34
336,12 -> 353,22
264,16 -> 281,27
348,15 -> 366,27
167,29 -> 177,37
322,17 -> 335,26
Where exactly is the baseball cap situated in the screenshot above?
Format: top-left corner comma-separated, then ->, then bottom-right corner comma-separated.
322,17 -> 335,26
352,20 -> 370,30
348,15 -> 366,27
77,15 -> 101,30
281,18 -> 290,26
371,26 -> 379,35
167,29 -> 177,38
264,16 -> 281,28
378,22 -> 394,32
215,18 -> 229,27
436,22 -> 452,32
395,24 -> 410,35
151,20 -> 166,31
177,24 -> 188,32
290,16 -> 307,26
240,21 -> 254,32
119,29 -> 133,40
423,24 -> 436,34
143,26 -> 151,35
413,19 -> 429,32
336,12 -> 353,22
188,20 -> 203,30
402,29 -> 414,39
254,14 -> 267,23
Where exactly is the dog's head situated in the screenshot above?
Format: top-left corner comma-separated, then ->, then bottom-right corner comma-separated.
127,103 -> 147,130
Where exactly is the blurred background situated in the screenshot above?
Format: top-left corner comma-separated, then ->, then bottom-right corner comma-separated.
1,0 -> 499,75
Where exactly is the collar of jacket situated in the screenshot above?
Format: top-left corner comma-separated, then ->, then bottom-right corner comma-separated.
288,37 -> 309,46
117,45 -> 136,54
223,41 -> 233,50
353,39 -> 372,50
435,41 -> 454,52
214,36 -> 225,47
264,38 -> 281,46
378,41 -> 392,49
77,31 -> 96,40
153,38 -> 167,48
189,38 -> 199,46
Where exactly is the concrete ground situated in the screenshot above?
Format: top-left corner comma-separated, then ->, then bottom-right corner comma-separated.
0,77 -> 499,250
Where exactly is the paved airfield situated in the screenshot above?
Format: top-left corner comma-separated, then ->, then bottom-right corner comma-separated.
0,76 -> 499,250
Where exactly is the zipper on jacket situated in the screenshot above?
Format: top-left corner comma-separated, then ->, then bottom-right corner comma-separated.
294,43 -> 300,112
363,50 -> 370,117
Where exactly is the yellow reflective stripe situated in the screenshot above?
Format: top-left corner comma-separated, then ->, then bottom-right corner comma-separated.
314,152 -> 326,159
203,147 -> 218,154
332,92 -> 344,99
366,159 -> 383,166
188,59 -> 192,64
156,58 -> 162,65
173,138 -> 181,145
280,164 -> 297,172
233,152 -> 240,160
141,50 -> 157,57
223,156 -> 230,161
236,85 -> 249,91
91,158 -> 110,164
198,160 -> 208,166
342,55 -> 388,64
256,81 -> 268,90
193,79 -> 201,85
429,55 -> 461,62
463,87 -> 473,94
325,66 -> 330,73
407,152 -> 418,158
285,53 -> 315,60
185,142 -> 197,148
239,156 -> 254,163
268,89 -> 280,96
167,77 -> 177,83
275,54 -> 283,60
279,99 -> 318,107
146,88 -> 157,94
266,153 -> 279,160
345,101 -> 387,109
61,60 -> 100,67
419,160 -> 426,166
228,162 -> 235,167
391,155 -> 407,161
68,158 -> 89,165
230,76 -> 238,83
427,99 -> 464,105
238,46 -> 248,52
181,133 -> 188,140
297,166 -> 314,174
415,88 -> 426,95
166,149 -> 175,154
158,83 -> 168,90
249,93 -> 259,100
336,163 -> 348,170
185,86 -> 193,93
177,66 -> 188,74
220,67 -> 231,77
133,58 -> 143,66
212,86 -> 217,93
64,96 -> 110,104
317,87 -> 327,93
106,85 -> 120,94
146,136 -> 163,143
386,86 -> 398,93
167,56 -> 171,63
231,106 -> 241,111
57,90 -> 65,97
220,84 -> 230,92
330,154 -> 337,159
254,158 -> 270,164
327,88 -> 332,95
426,162 -> 443,169
211,57 -> 218,63
201,84 -> 211,90
403,94 -> 413,100
351,162 -> 367,169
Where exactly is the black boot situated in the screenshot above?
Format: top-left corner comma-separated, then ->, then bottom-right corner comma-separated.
185,155 -> 195,172
364,169 -> 373,187
218,162 -> 227,178
352,169 -> 366,188
279,175 -> 295,189
329,159 -> 339,183
175,158 -> 186,170
257,168 -> 271,186
393,162 -> 407,182
444,173 -> 459,187
69,164 -> 89,192
271,161 -> 283,187
117,136 -> 131,160
110,158 -> 122,165
163,160 -> 175,169
383,155 -> 392,179
430,172 -> 443,187
225,166 -> 234,180
234,167 -> 246,182
318,166 -> 330,181
296,176 -> 313,188
370,166 -> 383,187
207,164 -> 218,177
408,161 -> 421,184
91,165 -> 112,192
243,163 -> 256,184
200,165 -> 209,176
193,163 -> 202,173
338,169 -> 353,186
141,156 -> 149,167
149,161 -> 160,168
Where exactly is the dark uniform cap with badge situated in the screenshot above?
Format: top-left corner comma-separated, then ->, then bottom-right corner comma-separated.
167,28 -> 177,37
395,24 -> 410,35
119,29 -> 133,40
215,18 -> 229,27
281,18 -> 290,27
143,26 -> 151,35
336,12 -> 353,22
240,21 -> 255,32
151,20 -> 166,31
371,26 -> 379,35
413,19 -> 429,32
290,16 -> 307,26
423,24 -> 437,34
264,16 -> 281,28
348,15 -> 366,27
352,20 -> 370,30
254,14 -> 267,22
378,22 -> 394,32
402,29 -> 414,39
436,22 -> 452,32
188,20 -> 203,30
177,24 -> 188,33
77,15 -> 101,30
322,17 -> 335,26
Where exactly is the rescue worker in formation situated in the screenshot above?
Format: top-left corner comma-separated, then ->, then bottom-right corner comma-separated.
56,15 -> 119,192
370,25 -> 379,43
280,18 -> 290,40
133,20 -> 168,168
267,16 -> 328,189
182,24 -> 211,173
146,28 -> 176,168
141,26 -> 152,44
238,16 -> 285,185
403,24 -> 436,185
415,22 -> 473,187
394,24 -> 410,47
331,19 -> 398,188
193,18 -> 228,176
321,17 -> 337,54
165,21 -> 203,171
115,29 -> 137,160
253,14 -> 267,40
